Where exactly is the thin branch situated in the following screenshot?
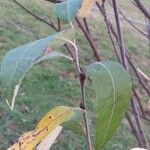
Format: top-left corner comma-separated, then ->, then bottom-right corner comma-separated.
134,0 -> 150,20
12,0 -> 58,31
132,88 -> 145,117
96,1 -> 150,97
66,40 -> 93,150
126,55 -> 150,96
112,0 -> 148,148
112,0 -> 128,69
83,18 -> 90,33
125,112 -> 143,147
97,2 -> 146,147
137,68 -> 150,81
118,10 -> 148,37
75,17 -> 101,61
130,97 -> 149,148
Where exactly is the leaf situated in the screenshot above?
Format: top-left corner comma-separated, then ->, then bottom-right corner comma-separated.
0,29 -> 74,109
78,0 -> 96,18
53,0 -> 83,22
85,61 -> 132,150
37,126 -> 63,150
8,106 -> 81,150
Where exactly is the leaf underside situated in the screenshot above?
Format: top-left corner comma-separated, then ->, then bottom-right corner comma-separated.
85,61 -> 132,150
53,0 -> 83,22
0,29 -> 74,106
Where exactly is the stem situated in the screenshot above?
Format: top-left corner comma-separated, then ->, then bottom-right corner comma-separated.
130,97 -> 149,148
75,17 -> 101,61
134,0 -> 150,20
112,0 -> 148,148
66,40 -> 93,150
12,0 -> 58,31
112,0 -> 127,69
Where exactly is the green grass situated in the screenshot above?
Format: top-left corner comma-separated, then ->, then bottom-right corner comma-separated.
0,0 -> 150,150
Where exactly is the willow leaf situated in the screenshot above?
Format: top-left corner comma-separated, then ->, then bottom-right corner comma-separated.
53,0 -> 83,22
0,29 -> 74,108
85,60 -> 132,150
8,106 -> 81,150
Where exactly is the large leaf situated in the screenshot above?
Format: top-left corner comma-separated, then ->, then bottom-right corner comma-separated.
53,0 -> 83,22
0,29 -> 74,108
85,61 -> 132,150
8,106 -> 81,150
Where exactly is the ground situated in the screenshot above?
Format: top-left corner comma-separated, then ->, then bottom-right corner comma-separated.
0,0 -> 150,150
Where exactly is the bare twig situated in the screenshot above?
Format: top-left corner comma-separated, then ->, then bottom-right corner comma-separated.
96,1 -> 150,97
118,10 -> 148,37
75,17 -> 101,61
12,0 -> 58,31
66,40 -> 93,150
112,0 -> 127,69
112,0 -> 148,148
134,0 -> 150,20
137,68 -> 150,81
83,18 -> 90,33
97,2 -> 145,147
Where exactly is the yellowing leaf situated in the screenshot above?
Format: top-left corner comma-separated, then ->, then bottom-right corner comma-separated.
78,0 -> 96,18
8,106 -> 80,150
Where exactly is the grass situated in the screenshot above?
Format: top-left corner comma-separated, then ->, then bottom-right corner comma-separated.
0,0 -> 150,150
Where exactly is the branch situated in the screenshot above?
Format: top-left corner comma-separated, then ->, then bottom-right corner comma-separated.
12,0 -> 58,31
75,17 -> 101,61
96,1 -> 150,97
112,0 -> 128,69
112,0 -> 148,148
66,40 -> 93,150
134,0 -> 150,20
118,10 -> 148,37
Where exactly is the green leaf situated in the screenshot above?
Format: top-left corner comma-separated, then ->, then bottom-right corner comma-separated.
53,0 -> 83,22
0,29 -> 74,108
85,61 -> 132,150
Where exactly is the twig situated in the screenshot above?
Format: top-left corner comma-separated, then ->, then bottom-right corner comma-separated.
96,1 -> 150,97
130,97 -> 149,148
83,18 -> 90,33
118,10 -> 148,37
125,112 -> 143,147
75,17 -> 101,61
12,0 -> 58,31
112,0 -> 148,148
66,40 -> 93,150
96,2 -> 145,146
132,88 -> 146,117
134,0 -> 150,20
137,68 -> 150,81
112,0 -> 127,69
126,55 -> 150,96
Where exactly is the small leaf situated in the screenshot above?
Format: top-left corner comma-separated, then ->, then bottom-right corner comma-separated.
8,106 -> 81,150
78,0 -> 96,18
85,61 -> 132,150
0,29 -> 74,108
53,0 -> 83,22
